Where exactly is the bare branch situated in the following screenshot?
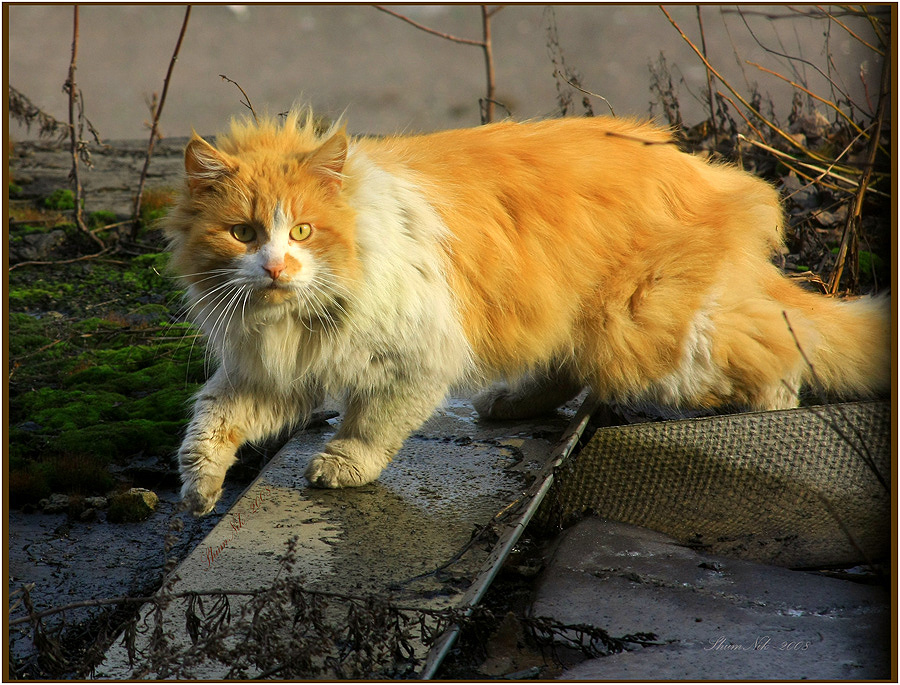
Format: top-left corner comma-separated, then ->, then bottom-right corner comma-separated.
733,6 -> 859,112
9,247 -> 113,271
373,5 -> 484,46
374,5 -> 500,124
554,70 -> 615,116
745,60 -> 872,143
65,8 -> 87,239
132,5 -> 192,238
219,73 -> 258,123
696,6 -> 718,146
659,6 -> 835,166
480,5 -> 496,123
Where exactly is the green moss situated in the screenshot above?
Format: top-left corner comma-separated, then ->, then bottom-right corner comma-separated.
8,313 -> 53,356
88,210 -> 118,228
8,280 -> 76,309
828,248 -> 888,281
54,420 -> 186,462
858,250 -> 885,277
10,224 -> 54,237
43,188 -> 77,210
8,196 -> 211,505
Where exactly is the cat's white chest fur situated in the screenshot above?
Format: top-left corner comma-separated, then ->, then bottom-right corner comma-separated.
219,152 -> 473,399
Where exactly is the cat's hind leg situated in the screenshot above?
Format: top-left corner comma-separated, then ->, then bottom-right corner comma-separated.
472,366 -> 583,421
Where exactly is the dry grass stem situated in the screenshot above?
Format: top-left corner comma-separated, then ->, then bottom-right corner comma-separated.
826,53 -> 889,294
735,6 -> 862,114
660,6 -> 816,161
816,4 -> 885,56
746,60 -> 872,142
716,91 -> 766,142
737,134 -> 886,198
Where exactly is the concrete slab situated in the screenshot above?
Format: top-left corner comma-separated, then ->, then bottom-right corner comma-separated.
96,393 -> 584,679
532,518 -> 891,680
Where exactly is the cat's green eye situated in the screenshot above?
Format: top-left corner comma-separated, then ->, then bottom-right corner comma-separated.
290,223 -> 313,241
230,223 -> 256,243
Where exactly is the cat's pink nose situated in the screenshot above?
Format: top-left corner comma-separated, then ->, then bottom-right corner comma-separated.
263,262 -> 285,280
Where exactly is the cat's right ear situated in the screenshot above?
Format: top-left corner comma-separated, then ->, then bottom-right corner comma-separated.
184,133 -> 238,195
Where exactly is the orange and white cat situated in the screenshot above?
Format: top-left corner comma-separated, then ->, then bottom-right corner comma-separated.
164,110 -> 891,515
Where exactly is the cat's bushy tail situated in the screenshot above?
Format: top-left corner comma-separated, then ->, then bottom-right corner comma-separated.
773,277 -> 892,400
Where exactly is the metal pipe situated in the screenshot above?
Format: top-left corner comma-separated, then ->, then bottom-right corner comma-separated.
419,393 -> 601,679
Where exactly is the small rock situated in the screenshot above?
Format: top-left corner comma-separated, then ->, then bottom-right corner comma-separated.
66,496 -> 86,519
793,111 -> 830,141
79,508 -> 98,523
780,171 -> 819,210
811,204 -> 849,227
11,229 -> 67,263
107,488 -> 159,523
40,493 -> 70,514
84,496 -> 108,509
698,560 -> 724,572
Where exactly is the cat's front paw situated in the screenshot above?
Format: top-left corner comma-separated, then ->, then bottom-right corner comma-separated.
305,452 -> 380,489
180,474 -> 224,516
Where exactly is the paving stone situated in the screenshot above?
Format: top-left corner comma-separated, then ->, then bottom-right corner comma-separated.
532,518 -> 890,680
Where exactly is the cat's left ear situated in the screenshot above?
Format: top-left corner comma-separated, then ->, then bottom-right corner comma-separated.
306,128 -> 349,193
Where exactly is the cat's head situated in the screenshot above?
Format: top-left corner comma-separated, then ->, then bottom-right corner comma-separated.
164,113 -> 360,329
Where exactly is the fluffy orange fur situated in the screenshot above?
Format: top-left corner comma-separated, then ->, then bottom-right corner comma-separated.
354,117 -> 889,406
164,111 -> 891,513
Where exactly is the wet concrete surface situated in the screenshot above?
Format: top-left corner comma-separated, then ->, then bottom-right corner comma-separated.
95,392 -> 583,678
533,518 -> 891,680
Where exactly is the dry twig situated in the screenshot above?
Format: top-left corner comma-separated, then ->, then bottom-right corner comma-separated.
696,6 -> 718,147
660,5 -> 832,165
132,5 -> 192,239
64,6 -> 103,249
555,70 -> 615,116
374,5 -> 501,123
826,55 -> 889,295
9,247 -> 113,272
219,74 -> 258,123
8,86 -> 68,142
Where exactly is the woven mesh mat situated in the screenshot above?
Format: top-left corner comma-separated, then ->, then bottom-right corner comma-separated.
541,401 -> 891,568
